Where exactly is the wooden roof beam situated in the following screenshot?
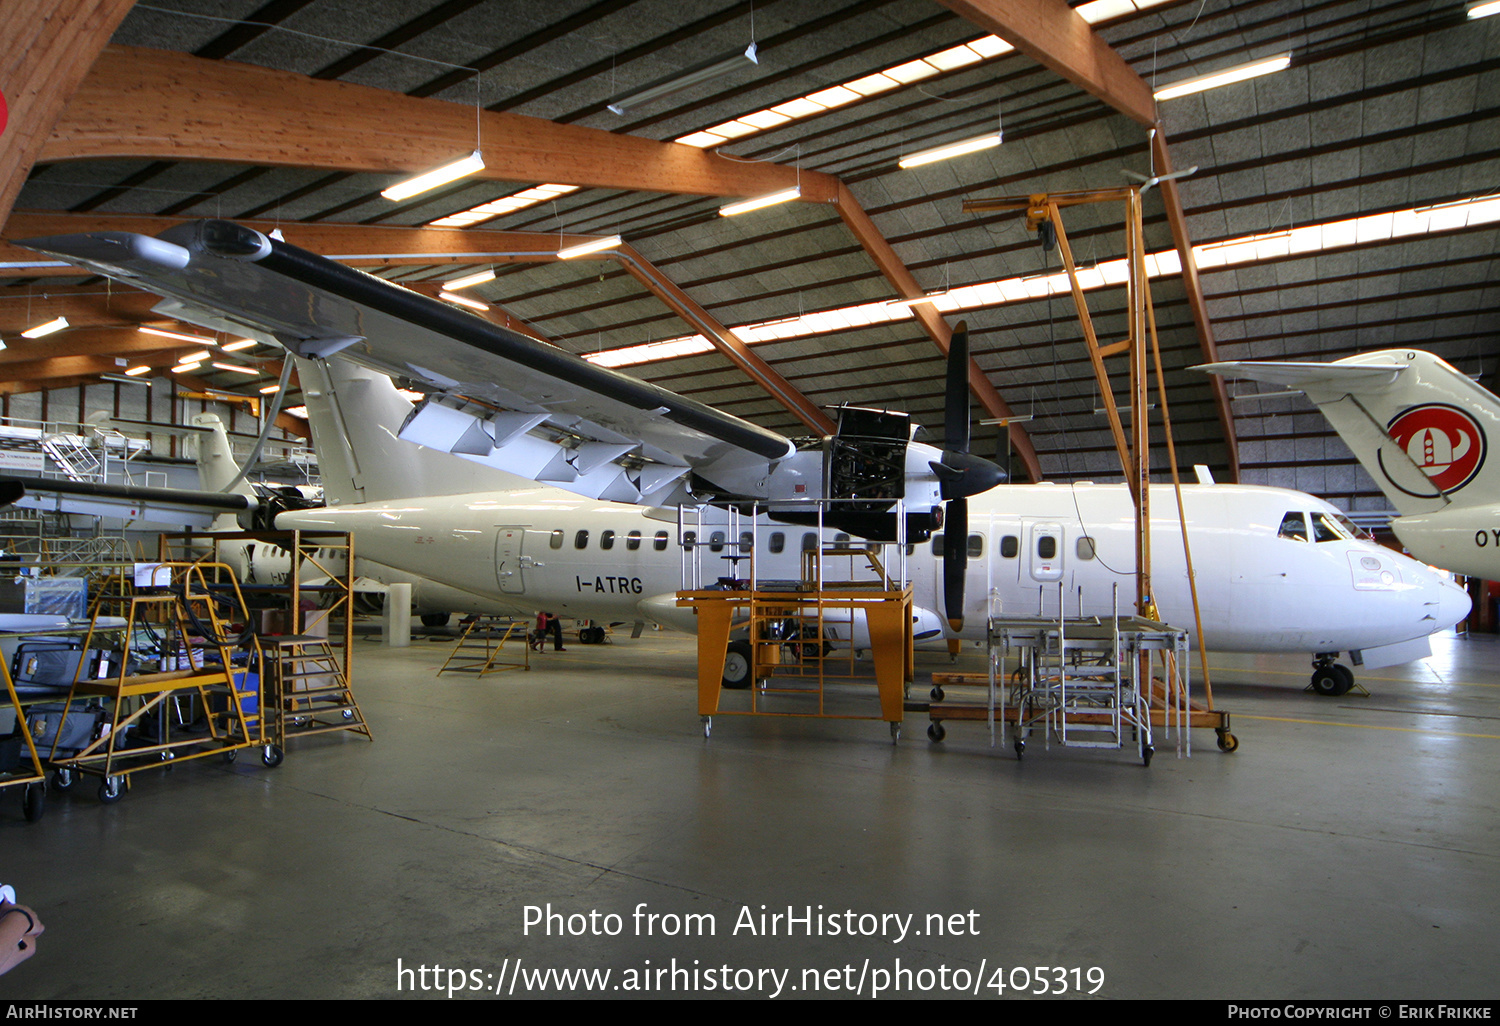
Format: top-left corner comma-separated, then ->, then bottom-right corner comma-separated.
42,46 -> 840,204
0,0 -> 136,227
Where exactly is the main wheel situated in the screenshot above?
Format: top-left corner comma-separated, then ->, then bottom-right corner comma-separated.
420,612 -> 450,628
1311,665 -> 1352,697
722,641 -> 753,690
22,782 -> 44,822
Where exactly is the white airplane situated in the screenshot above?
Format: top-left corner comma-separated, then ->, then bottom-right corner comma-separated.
1196,349 -> 1500,580
12,222 -> 1470,698
185,411 -> 534,628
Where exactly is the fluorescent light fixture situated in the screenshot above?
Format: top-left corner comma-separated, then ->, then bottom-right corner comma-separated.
439,290 -> 490,311
140,326 -> 214,344
607,43 -> 758,115
170,361 -> 201,374
1153,52 -> 1292,100
212,362 -> 257,374
21,316 -> 68,338
100,373 -> 149,386
259,384 -> 284,394
898,132 -> 1001,169
1470,1 -> 1500,17
886,292 -> 945,309
558,235 -> 622,259
220,338 -> 257,352
182,350 -> 212,363
444,268 -> 496,290
381,149 -> 485,201
124,366 -> 151,376
719,187 -> 801,217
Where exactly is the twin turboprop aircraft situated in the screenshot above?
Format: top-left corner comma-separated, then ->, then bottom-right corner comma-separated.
12,221 -> 1471,696
1197,349 -> 1500,582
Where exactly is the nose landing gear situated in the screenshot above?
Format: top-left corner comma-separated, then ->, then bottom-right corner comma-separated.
1309,655 -> 1356,697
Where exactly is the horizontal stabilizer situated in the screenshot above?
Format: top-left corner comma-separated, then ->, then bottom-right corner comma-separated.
1192,359 -> 1409,393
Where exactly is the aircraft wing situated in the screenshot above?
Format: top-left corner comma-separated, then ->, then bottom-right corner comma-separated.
1193,358 -> 1410,393
0,474 -> 257,530
20,220 -> 794,506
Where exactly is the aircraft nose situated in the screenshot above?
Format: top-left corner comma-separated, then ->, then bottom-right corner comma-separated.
1435,574 -> 1472,629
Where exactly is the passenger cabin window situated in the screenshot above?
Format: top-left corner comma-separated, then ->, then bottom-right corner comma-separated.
574,530 -> 589,550
709,531 -> 726,553
740,531 -> 754,552
653,531 -> 669,551
802,533 -> 817,552
600,530 -> 615,551
1278,512 -> 1309,542
549,530 -> 564,550
931,533 -> 944,557
1000,535 -> 1019,558
1037,536 -> 1057,560
626,531 -> 641,551
683,531 -> 696,550
1077,536 -> 1097,560
769,532 -> 785,554
966,535 -> 983,558
1311,512 -> 1344,543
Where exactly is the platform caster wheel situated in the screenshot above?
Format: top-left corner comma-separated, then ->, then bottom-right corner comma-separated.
930,685 -> 945,702
342,709 -> 355,720
1014,739 -> 1025,761
22,782 -> 45,822
701,716 -> 712,740
262,744 -> 284,768
98,777 -> 123,804
890,722 -> 901,744
927,722 -> 946,743
1217,731 -> 1239,753
1142,745 -> 1154,767
160,750 -> 175,762
51,768 -> 74,792
221,747 -> 238,764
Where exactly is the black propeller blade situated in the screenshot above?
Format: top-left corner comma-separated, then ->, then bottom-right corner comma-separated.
930,320 -> 1005,632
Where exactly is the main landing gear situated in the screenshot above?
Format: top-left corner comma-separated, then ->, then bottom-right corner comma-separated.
1309,654 -> 1355,697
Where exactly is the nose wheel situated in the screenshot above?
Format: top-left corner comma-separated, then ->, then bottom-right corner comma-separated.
1309,658 -> 1355,697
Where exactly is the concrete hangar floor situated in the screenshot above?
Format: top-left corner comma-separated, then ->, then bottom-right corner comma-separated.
2,627 -> 1497,1001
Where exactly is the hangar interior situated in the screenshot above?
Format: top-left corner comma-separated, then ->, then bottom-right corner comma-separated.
0,0 -> 1498,1001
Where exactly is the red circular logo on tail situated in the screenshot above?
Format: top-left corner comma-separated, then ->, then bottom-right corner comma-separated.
1385,404 -> 1486,494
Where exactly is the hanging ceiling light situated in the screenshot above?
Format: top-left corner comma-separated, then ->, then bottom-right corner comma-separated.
381,149 -> 486,201
220,339 -> 257,352
124,366 -> 152,376
719,187 -> 801,217
1153,53 -> 1292,101
606,43 -> 758,115
898,132 -> 1001,169
21,316 -> 68,338
100,373 -> 150,386
443,268 -> 496,290
558,235 -> 622,259
139,326 -> 214,344
439,291 -> 490,311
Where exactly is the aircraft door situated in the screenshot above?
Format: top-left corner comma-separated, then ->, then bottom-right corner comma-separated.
1028,522 -> 1065,583
495,526 -> 527,594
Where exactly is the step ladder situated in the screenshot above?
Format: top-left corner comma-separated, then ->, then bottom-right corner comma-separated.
265,635 -> 372,745
437,617 -> 530,676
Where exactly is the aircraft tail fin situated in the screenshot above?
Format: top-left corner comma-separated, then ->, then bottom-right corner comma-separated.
295,357 -> 538,504
1197,350 -> 1500,516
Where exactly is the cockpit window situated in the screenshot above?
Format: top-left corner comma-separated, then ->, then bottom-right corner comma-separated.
1311,511 -> 1345,543
1332,511 -> 1365,539
1278,512 -> 1309,542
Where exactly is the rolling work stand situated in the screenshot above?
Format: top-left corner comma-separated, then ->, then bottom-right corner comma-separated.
263,634 -> 371,751
48,562 -> 269,803
437,616 -> 530,676
0,658 -> 48,821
